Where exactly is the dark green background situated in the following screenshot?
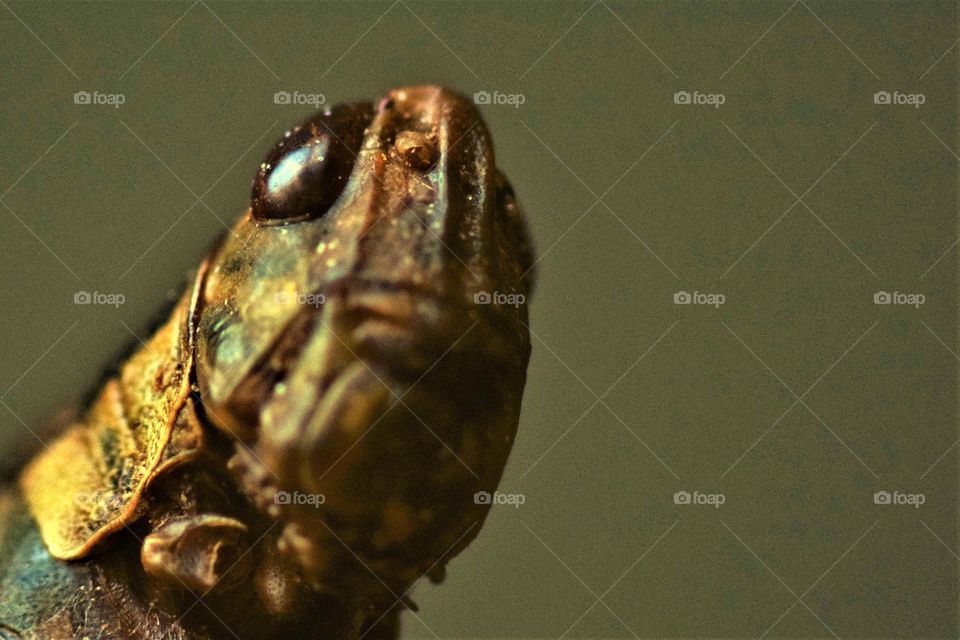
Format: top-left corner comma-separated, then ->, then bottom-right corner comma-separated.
0,1 -> 957,637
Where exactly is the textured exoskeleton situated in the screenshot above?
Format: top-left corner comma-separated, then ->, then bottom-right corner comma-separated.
1,86 -> 534,640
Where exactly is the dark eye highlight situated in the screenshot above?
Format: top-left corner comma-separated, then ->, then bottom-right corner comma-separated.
252,103 -> 374,224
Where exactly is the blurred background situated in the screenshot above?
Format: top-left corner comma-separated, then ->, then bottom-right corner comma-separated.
0,1 -> 957,637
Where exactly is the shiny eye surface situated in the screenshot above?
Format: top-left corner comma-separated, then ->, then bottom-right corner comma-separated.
252,103 -> 374,223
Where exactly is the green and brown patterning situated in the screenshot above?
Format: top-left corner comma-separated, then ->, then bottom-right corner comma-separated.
3,86 -> 534,640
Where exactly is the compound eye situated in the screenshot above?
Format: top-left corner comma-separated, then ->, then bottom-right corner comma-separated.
252,103 -> 373,223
